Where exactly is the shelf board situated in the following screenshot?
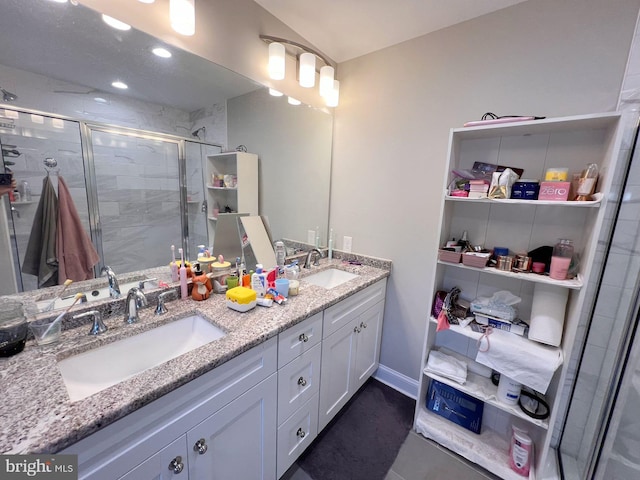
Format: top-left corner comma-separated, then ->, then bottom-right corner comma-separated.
415,407 -> 536,480
445,192 -> 602,207
11,200 -> 36,206
422,370 -> 549,429
436,260 -> 583,290
206,185 -> 237,190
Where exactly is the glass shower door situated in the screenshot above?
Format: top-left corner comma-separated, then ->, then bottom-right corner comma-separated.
90,129 -> 182,274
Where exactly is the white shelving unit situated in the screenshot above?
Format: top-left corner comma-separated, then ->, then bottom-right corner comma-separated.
205,152 -> 258,242
414,112 -> 623,479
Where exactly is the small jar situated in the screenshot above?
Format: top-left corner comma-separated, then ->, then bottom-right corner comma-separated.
549,239 -> 574,280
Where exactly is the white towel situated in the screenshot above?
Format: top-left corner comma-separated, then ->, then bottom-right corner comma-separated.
424,350 -> 468,385
475,328 -> 563,393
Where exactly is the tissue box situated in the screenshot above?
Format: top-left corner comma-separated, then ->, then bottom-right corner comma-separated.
538,181 -> 570,201
475,313 -> 529,336
226,286 -> 257,312
426,380 -> 483,434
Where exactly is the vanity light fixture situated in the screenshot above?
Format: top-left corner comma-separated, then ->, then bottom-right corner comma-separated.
268,89 -> 283,97
111,80 -> 128,90
260,35 -> 339,107
102,14 -> 131,31
325,80 -> 340,108
287,97 -> 301,106
138,0 -> 156,3
170,0 -> 195,36
152,47 -> 172,58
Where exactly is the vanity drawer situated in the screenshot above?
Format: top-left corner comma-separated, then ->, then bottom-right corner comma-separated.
277,343 -> 321,424
278,312 -> 322,368
323,279 -> 387,338
276,393 -> 319,479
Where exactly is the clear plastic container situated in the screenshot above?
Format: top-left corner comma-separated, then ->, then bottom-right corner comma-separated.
549,239 -> 574,280
0,299 -> 27,356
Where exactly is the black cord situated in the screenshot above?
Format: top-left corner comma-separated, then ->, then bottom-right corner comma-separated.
481,112 -> 546,120
518,389 -> 550,420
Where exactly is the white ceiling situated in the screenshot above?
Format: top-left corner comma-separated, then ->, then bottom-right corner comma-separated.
255,0 -> 530,63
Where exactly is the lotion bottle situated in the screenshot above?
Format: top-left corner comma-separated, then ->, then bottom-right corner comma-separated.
251,264 -> 267,298
179,247 -> 188,299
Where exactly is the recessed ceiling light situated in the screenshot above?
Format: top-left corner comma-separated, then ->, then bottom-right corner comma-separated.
102,14 -> 131,31
268,89 -> 283,97
111,80 -> 128,90
287,97 -> 301,106
94,97 -> 108,104
152,47 -> 172,58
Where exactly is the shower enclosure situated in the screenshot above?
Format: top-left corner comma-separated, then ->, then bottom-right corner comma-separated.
0,106 -> 221,294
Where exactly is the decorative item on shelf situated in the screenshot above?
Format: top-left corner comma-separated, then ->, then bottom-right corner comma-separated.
191,264 -> 212,301
573,163 -> 599,201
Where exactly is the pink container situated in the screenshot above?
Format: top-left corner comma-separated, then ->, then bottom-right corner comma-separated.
538,181 -> 570,201
509,428 -> 533,477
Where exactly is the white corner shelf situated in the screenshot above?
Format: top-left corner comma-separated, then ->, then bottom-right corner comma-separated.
436,260 -> 584,290
206,185 -> 237,190
415,407 -> 536,480
444,192 -> 603,208
422,369 -> 549,429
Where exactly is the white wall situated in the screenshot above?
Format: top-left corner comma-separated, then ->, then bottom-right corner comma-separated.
330,0 -> 640,384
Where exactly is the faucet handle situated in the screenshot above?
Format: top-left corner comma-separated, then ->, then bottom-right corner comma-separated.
156,290 -> 176,315
139,278 -> 158,290
73,310 -> 107,336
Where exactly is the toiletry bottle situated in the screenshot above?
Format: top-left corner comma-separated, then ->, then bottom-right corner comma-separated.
574,163 -> 598,201
315,226 -> 320,248
549,239 -> 573,280
251,264 -> 267,298
275,241 -> 286,271
509,426 -> 533,476
179,248 -> 188,299
170,245 -> 179,282
328,229 -> 334,260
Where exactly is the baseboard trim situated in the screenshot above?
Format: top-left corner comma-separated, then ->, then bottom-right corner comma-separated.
373,364 -> 419,400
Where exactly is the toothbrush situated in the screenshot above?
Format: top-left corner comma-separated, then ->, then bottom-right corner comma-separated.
179,248 -> 188,299
43,279 -> 73,312
170,245 -> 179,282
40,292 -> 85,338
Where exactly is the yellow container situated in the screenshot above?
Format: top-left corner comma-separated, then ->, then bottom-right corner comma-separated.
226,286 -> 257,312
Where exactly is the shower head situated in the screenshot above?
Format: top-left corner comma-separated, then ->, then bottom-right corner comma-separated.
1,87 -> 17,102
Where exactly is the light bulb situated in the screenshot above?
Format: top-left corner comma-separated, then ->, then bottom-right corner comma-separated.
170,0 -> 195,36
111,80 -> 128,90
299,52 -> 316,88
268,89 -> 283,97
268,43 -> 285,80
287,97 -> 301,106
319,66 -> 334,97
102,14 -> 131,31
152,47 -> 172,58
325,80 -> 340,107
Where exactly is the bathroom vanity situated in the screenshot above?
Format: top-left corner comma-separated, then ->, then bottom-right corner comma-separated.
0,255 -> 390,480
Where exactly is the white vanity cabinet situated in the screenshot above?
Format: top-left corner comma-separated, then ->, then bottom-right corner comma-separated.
318,280 -> 387,431
63,337 -> 278,480
413,113 -> 623,479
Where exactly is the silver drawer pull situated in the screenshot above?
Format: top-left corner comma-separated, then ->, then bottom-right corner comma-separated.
168,456 -> 184,474
298,333 -> 309,343
360,321 -> 368,329
194,438 -> 208,455
298,376 -> 307,387
354,326 -> 361,333
296,428 -> 306,438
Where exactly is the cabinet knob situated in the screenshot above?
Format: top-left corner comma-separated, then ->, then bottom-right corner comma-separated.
354,326 -> 361,333
296,428 -> 306,438
297,376 -> 307,387
168,456 -> 184,474
194,438 -> 208,455
298,333 -> 309,343
360,321 -> 368,329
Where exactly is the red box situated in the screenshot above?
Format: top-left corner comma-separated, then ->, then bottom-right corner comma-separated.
538,181 -> 570,201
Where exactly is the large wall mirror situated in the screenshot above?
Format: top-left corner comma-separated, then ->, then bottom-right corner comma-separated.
0,0 -> 332,294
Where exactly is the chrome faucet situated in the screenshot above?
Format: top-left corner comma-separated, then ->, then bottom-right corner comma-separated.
73,310 -> 107,336
101,265 -> 121,299
303,248 -> 324,269
124,287 -> 148,324
155,290 -> 176,315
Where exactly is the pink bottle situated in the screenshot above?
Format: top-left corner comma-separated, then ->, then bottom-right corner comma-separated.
549,239 -> 573,280
509,427 -> 533,476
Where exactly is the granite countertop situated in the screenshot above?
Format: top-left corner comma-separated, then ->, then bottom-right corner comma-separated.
0,254 -> 390,454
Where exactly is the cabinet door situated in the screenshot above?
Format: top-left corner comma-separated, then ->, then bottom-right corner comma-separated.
187,373 -> 277,480
354,300 -> 384,390
318,318 -> 358,431
118,435 -> 188,480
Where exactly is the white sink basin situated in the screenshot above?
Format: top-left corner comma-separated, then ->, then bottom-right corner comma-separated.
303,268 -> 358,289
57,315 -> 226,402
36,279 -> 158,313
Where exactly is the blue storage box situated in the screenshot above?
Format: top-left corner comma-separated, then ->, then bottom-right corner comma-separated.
511,180 -> 540,200
426,380 -> 484,434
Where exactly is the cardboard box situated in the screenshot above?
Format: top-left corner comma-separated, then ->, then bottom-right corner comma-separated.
426,380 -> 484,434
538,181 -> 570,201
474,313 -> 529,336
